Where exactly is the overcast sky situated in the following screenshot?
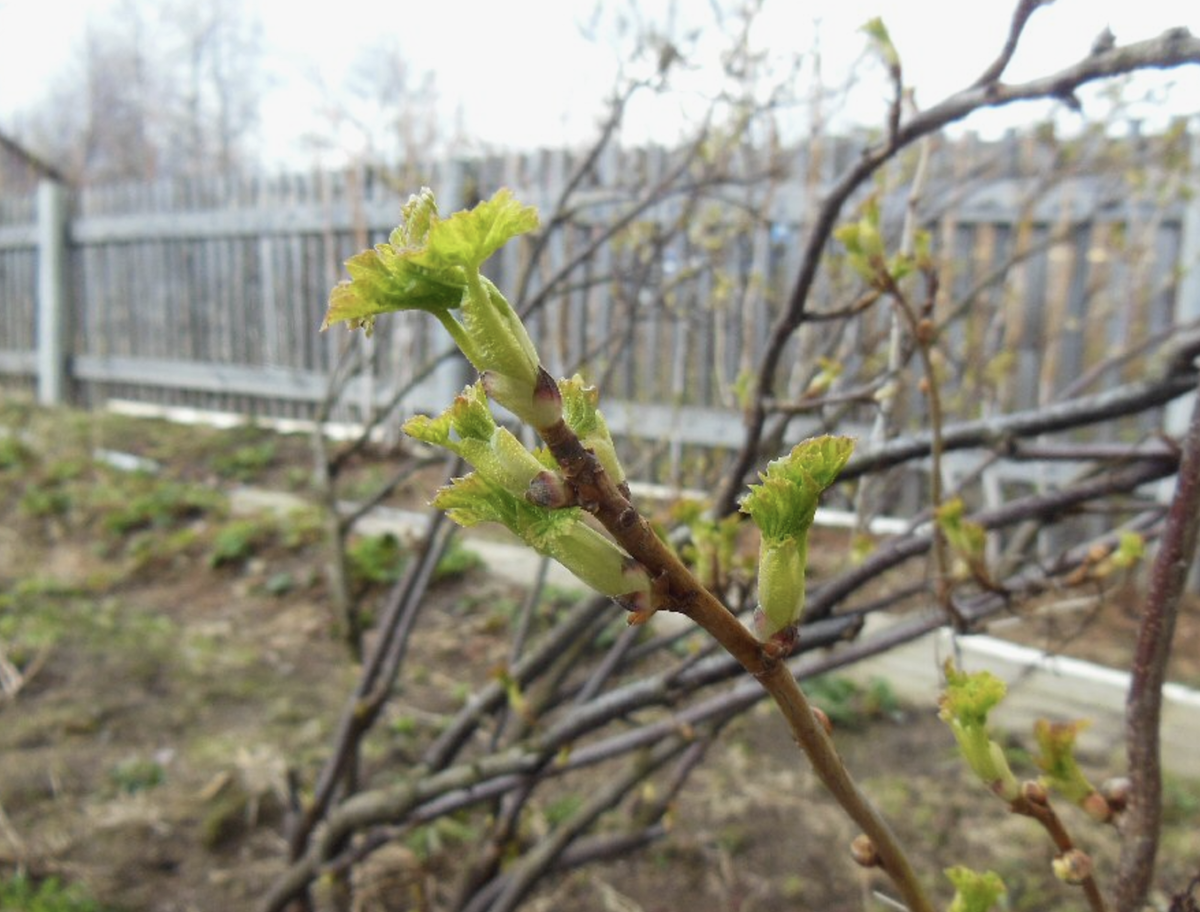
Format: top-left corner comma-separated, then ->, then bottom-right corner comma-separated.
1,0 -> 1197,163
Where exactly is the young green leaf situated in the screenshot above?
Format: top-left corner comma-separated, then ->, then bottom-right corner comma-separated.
1034,719 -> 1098,807
558,374 -> 627,486
322,188 -> 550,426
403,382 -> 555,496
945,866 -> 1006,912
432,473 -> 649,603
741,436 -> 854,639
323,246 -> 466,335
422,189 -> 540,272
939,662 -> 1020,801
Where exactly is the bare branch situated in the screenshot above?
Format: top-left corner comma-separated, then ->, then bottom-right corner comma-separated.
972,0 -> 1056,88
840,362 -> 1197,483
1116,380 -> 1200,911
715,27 -> 1200,516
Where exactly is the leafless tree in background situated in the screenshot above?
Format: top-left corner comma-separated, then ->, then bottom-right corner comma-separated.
300,37 -> 446,176
8,0 -> 264,183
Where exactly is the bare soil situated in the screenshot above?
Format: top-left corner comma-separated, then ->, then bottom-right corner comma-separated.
1,402 -> 1198,912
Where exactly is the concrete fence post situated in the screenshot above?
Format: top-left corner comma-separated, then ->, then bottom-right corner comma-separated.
429,159 -> 471,409
36,178 -> 70,405
1162,119 -> 1200,589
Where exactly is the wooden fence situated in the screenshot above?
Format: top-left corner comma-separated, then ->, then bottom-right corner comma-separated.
1,127 -> 1197,490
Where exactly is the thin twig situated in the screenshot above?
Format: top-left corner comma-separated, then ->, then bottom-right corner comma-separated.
972,0 -> 1054,88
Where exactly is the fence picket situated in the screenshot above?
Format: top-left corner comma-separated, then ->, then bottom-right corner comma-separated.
0,132 -> 1195,487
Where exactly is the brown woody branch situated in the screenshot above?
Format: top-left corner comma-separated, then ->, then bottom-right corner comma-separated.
536,409 -> 936,911
1116,380 -> 1200,911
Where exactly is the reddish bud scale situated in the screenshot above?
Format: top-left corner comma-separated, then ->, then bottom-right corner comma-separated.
1080,790 -> 1113,823
760,622 -> 799,660
530,366 -> 564,429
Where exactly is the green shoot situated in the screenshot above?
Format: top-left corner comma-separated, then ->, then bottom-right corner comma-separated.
740,436 -> 854,640
938,662 -> 1019,801
945,866 -> 1007,912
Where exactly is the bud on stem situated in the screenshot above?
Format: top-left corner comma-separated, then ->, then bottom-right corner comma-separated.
850,834 -> 880,868
1052,849 -> 1093,885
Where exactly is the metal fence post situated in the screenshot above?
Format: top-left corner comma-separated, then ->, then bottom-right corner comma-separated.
36,178 -> 69,405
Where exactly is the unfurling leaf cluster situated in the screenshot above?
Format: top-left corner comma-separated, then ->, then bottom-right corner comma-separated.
673,498 -> 744,593
834,198 -> 933,290
945,866 -> 1006,912
741,436 -> 854,640
938,662 -> 1020,801
1033,718 -> 1114,821
935,497 -> 992,584
325,186 -> 852,639
322,188 -> 551,427
559,374 -> 627,487
404,383 -> 649,608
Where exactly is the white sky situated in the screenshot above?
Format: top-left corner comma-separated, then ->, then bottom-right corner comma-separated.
1,0 -> 1198,164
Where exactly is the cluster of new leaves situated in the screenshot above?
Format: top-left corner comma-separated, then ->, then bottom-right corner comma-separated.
403,383 -> 651,608
322,188 -> 554,428
834,197 -> 933,290
326,189 -> 855,645
323,190 -> 659,610
672,498 -> 745,593
938,662 -> 1021,802
936,498 -> 993,585
939,662 -> 1138,904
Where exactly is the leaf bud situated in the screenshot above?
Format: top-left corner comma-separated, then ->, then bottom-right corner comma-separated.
1052,849 -> 1093,885
1021,780 -> 1049,806
529,366 -> 564,429
1099,776 -> 1131,814
1081,790 -> 1113,823
850,834 -> 880,868
526,470 -> 574,509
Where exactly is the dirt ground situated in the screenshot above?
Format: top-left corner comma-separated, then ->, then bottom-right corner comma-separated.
1,401 -> 1198,912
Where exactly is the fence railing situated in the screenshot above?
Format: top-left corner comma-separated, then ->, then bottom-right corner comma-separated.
1,130 -> 1197,490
